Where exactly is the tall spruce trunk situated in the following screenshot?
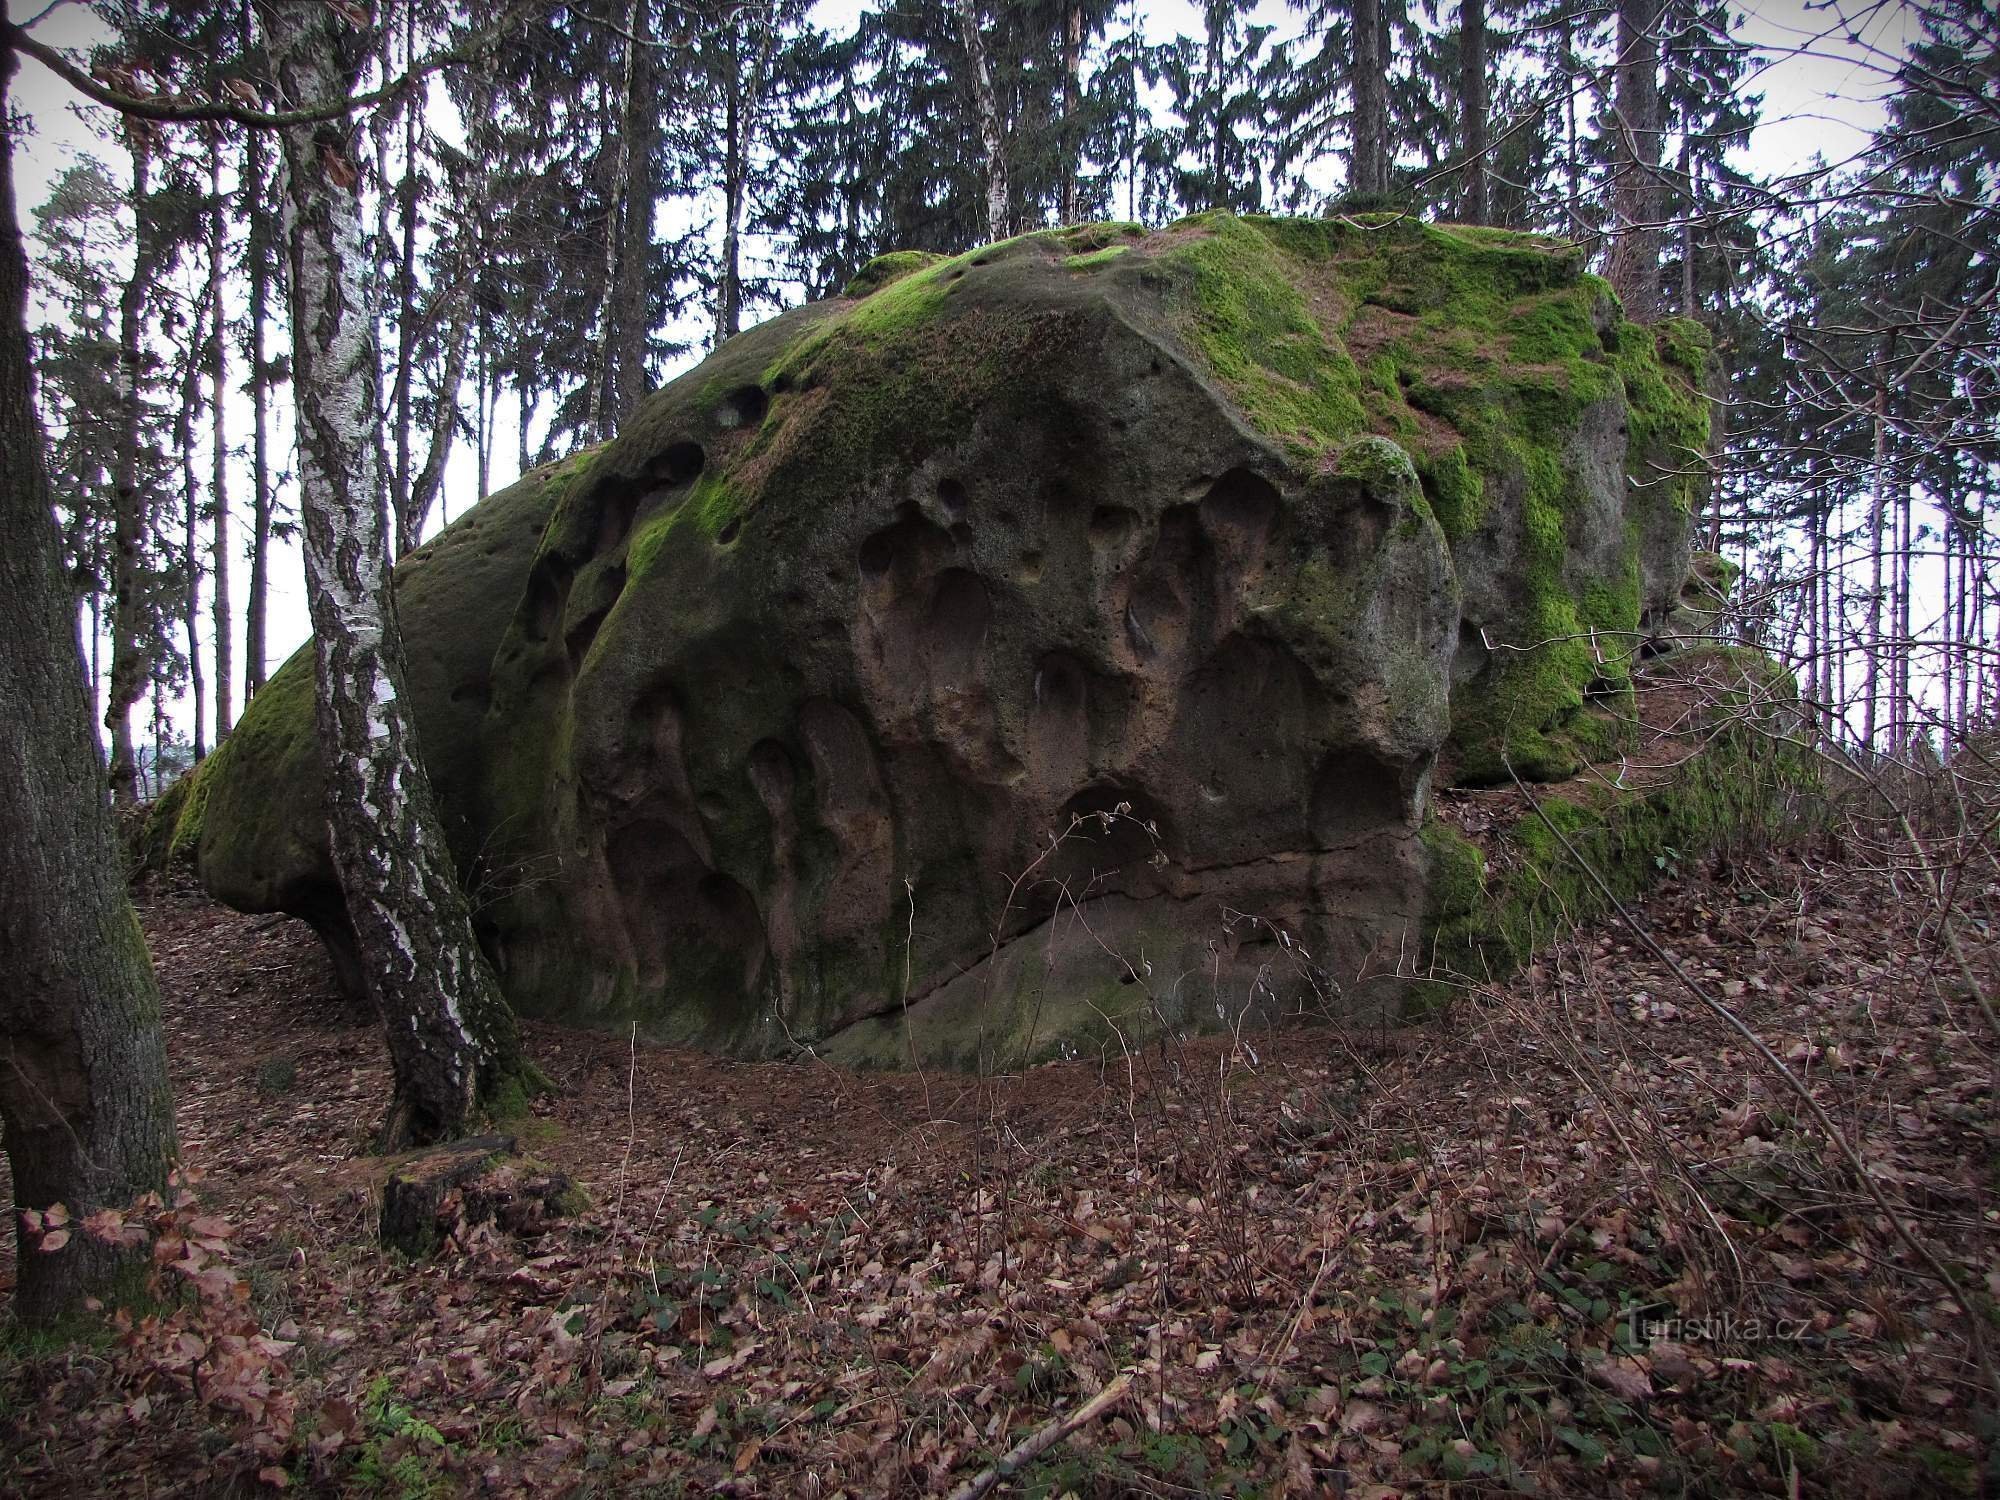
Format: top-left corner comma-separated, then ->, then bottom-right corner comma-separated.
388,35 -> 419,554
1350,0 -> 1388,196
392,77 -> 486,556
1864,364 -> 1888,749
264,0 -> 534,1146
0,40 -> 179,1325
1060,5 -> 1083,226
105,121 -> 159,805
610,2 -> 655,419
177,320 -> 206,760
714,17 -> 777,347
1606,0 -> 1663,320
1459,0 -> 1489,224
208,138 -> 233,741
958,1 -> 1009,243
589,0 -> 642,439
243,57 -> 274,700
717,38 -> 744,344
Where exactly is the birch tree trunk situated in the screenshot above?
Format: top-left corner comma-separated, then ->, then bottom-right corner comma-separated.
263,0 -> 535,1146
1605,0 -> 1663,320
0,38 -> 179,1325
208,136 -> 233,741
957,1 -> 1009,243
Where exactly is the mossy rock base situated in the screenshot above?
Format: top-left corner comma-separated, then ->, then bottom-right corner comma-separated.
183,213 -> 1732,1068
1423,648 -> 1810,988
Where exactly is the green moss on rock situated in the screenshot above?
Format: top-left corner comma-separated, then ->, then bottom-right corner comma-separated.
1428,656 -> 1811,984
841,250 -> 946,299
1158,211 -> 1367,455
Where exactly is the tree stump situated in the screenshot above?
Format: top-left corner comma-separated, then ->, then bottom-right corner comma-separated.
378,1134 -> 515,1256
378,1135 -> 585,1256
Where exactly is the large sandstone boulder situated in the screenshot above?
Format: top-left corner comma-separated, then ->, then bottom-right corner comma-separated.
163,213 -> 1711,1063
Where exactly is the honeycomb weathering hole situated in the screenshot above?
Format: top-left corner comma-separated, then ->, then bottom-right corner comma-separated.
714,385 -> 769,430
651,441 -> 706,485
937,477 -> 968,515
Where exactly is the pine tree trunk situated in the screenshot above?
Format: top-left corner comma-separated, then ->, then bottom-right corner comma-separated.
178,320 -> 206,761
209,139 -> 233,742
1060,5 -> 1083,226
717,39 -> 744,345
1895,462 -> 1913,748
244,97 -> 273,701
474,327 -> 491,499
265,0 -> 535,1147
611,14 -> 656,424
1459,0 -> 1489,224
517,382 -> 533,475
1350,0 -> 1388,196
590,0 -> 641,439
1864,369 -> 1888,749
389,58 -> 419,553
1957,515 -> 1972,735
0,41 -> 178,1324
958,1 -> 1009,242
1562,16 -> 1582,236
1606,0 -> 1663,320
106,123 -> 158,805
399,308 -> 470,554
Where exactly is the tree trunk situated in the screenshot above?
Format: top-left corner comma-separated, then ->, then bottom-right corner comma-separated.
1895,454 -> 1913,748
1864,366 -> 1888,749
0,40 -> 179,1325
714,17 -> 775,348
717,37 -> 744,345
1562,14 -> 1582,236
1605,0 -> 1663,320
398,307 -> 470,554
177,312 -> 206,760
388,17 -> 420,555
1350,0 -> 1388,196
105,122 -> 158,806
473,326 -> 489,499
517,381 -> 533,475
1459,0 -> 1488,224
1060,5 -> 1083,226
208,138 -> 233,741
958,0 -> 1009,243
589,0 -> 642,439
264,0 -> 536,1146
244,109 -> 274,701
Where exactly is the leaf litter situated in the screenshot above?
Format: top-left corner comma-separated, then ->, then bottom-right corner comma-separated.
0,840 -> 1992,1497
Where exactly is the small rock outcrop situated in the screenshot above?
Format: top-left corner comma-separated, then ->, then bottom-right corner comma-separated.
164,213 -> 1713,1062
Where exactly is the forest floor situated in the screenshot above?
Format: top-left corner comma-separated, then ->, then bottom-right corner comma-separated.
0,832 -> 1995,1498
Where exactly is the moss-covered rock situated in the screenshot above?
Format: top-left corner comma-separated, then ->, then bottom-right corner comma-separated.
192,214 -> 1730,1064
1425,648 -> 1810,984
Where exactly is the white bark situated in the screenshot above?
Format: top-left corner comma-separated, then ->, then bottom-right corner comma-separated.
262,0 -> 529,1144
957,1 -> 1009,243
